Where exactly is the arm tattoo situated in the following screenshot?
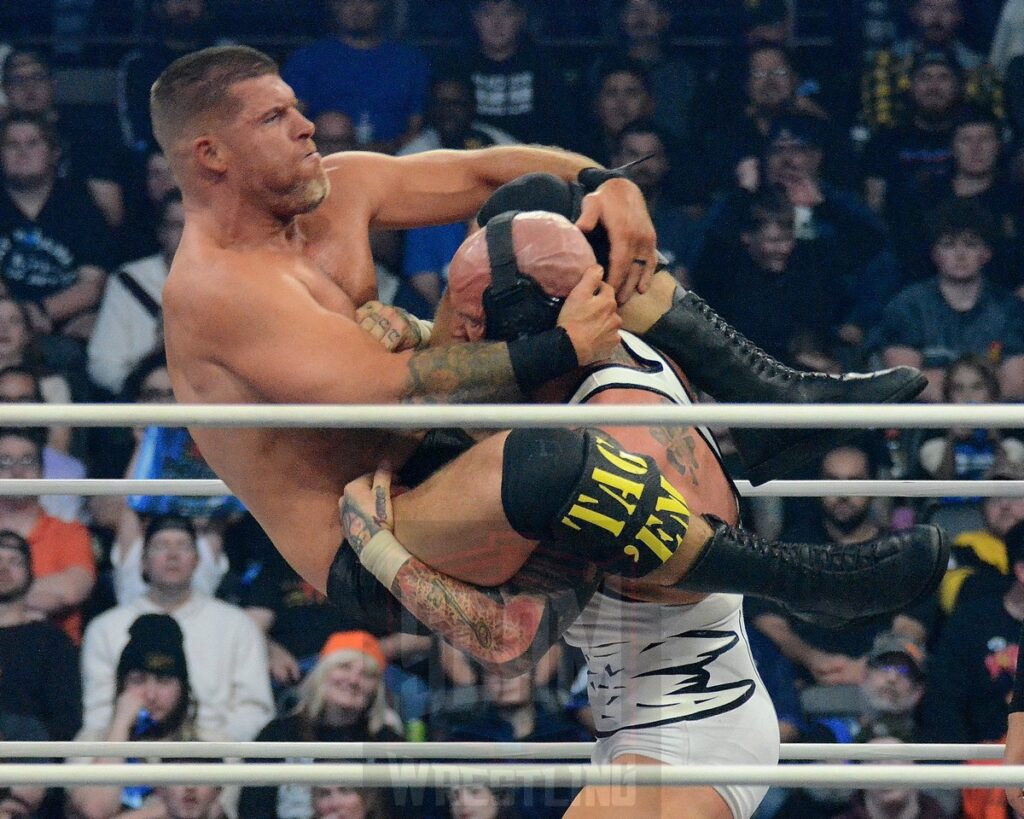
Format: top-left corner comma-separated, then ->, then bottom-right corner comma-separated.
650,425 -> 701,485
390,545 -> 602,676
403,343 -> 523,405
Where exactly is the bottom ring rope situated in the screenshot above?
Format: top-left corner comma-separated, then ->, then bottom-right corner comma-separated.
6,763 -> 1024,789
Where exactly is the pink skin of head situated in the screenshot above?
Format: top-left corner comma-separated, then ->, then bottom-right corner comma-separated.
447,211 -> 598,341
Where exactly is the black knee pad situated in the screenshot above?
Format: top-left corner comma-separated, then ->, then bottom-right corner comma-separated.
501,428 -> 692,577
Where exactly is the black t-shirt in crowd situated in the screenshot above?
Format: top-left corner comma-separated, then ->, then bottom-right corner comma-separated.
919,589 -> 1021,743
0,620 -> 81,741
0,178 -> 115,303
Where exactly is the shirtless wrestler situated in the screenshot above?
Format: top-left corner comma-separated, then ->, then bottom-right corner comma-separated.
336,212 -> 946,818
157,46 -> 931,617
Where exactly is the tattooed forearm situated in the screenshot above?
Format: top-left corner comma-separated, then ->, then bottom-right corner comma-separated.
403,343 -> 523,405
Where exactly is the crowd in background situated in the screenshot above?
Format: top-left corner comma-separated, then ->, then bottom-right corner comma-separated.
0,0 -> 1024,816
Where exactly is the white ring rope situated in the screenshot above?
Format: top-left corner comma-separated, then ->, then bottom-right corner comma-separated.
0,742 -> 1003,761
3,479 -> 1022,497
3,402 -> 1023,428
3,762 -> 1023,789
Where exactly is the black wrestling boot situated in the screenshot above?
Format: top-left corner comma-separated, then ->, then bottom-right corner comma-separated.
642,291 -> 928,484
675,518 -> 948,629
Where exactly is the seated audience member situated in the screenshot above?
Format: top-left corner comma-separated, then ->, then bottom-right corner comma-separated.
692,186 -> 843,364
917,355 -> 1024,481
588,0 -> 696,143
313,110 -> 356,156
81,515 -> 273,742
0,427 -> 93,642
68,614 -> 235,819
282,0 -> 430,154
750,443 -> 931,686
0,113 -> 112,342
312,786 -> 390,819
450,0 -> 575,147
87,190 -> 183,397
579,58 -> 654,167
116,0 -> 218,155
860,0 -> 1001,131
0,529 -> 80,741
444,787 -> 521,819
238,631 -> 402,819
120,148 -> 179,263
834,733 -> 952,819
0,296 -> 78,454
441,666 -> 591,818
938,464 -> 1024,613
868,199 -> 1024,401
1,49 -> 127,228
155,783 -> 225,819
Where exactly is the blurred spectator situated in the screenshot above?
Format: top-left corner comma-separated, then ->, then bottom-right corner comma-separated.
313,110 -> 357,156
589,0 -> 696,143
612,119 -> 698,276
120,148 -> 179,264
81,514 -> 273,742
917,355 -> 1024,481
116,0 -> 218,154
243,551 -> 357,691
918,516 -> 1024,745
862,48 -> 964,226
937,463 -> 1024,614
68,614 -> 235,819
868,198 -> 1024,401
0,529 -> 80,741
691,186 -> 844,363
0,365 -> 85,522
834,735 -> 951,819
0,298 -> 76,453
156,784 -> 225,819
451,0 -> 575,148
0,113 -> 112,343
1,49 -> 126,228
312,786 -> 390,819
444,786 -> 521,819
400,72 -> 517,156
442,666 -> 590,818
750,443 -> 929,687
705,44 -> 828,196
579,57 -> 653,167
282,0 -> 430,154
238,631 -> 402,819
860,0 -> 1002,131
87,190 -> 182,397
0,427 -> 93,642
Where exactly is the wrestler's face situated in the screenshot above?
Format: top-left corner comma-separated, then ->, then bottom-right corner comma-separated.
953,122 -> 1000,177
322,656 -> 379,712
742,219 -> 795,273
596,71 -> 653,137
158,784 -> 221,819
216,74 -> 329,219
312,786 -> 368,819
123,670 -> 184,722
931,231 -> 990,282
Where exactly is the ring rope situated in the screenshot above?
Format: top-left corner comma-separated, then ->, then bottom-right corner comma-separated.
4,762 -> 1024,789
3,402 -> 1024,428
0,741 -> 1002,761
4,479 -> 1022,497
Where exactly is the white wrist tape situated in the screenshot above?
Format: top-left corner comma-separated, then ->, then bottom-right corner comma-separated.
411,317 -> 433,347
358,530 -> 412,588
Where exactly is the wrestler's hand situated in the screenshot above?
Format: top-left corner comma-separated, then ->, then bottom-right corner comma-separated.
356,301 -> 430,352
576,177 -> 657,303
557,264 -> 621,365
340,465 -> 395,554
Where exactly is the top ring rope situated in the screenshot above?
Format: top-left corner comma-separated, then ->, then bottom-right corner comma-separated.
2,402 -> 1023,429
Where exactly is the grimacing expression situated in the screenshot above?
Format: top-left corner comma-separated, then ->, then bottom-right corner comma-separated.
208,74 -> 329,219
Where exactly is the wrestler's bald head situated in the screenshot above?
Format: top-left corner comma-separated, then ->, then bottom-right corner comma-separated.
150,45 -> 278,156
448,211 -> 597,340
